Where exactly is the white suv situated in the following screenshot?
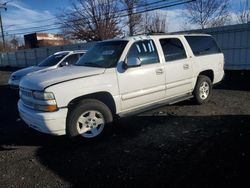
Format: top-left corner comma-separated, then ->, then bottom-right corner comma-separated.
18,34 -> 224,139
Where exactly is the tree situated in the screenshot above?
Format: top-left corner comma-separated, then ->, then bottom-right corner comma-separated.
121,0 -> 143,36
145,12 -> 167,33
9,35 -> 19,50
59,0 -> 122,41
184,0 -> 230,29
237,0 -> 250,23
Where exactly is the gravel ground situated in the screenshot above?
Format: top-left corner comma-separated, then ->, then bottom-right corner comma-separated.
0,68 -> 250,188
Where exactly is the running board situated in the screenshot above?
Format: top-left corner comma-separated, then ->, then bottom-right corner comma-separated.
119,94 -> 193,117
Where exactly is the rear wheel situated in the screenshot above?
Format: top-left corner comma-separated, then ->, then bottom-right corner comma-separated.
66,99 -> 113,140
193,75 -> 212,104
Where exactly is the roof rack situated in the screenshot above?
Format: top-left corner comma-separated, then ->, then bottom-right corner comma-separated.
128,32 -> 168,36
147,32 -> 168,35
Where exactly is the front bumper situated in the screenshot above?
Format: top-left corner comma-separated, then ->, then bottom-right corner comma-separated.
18,100 -> 68,136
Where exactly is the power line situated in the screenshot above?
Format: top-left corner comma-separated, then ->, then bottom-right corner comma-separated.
4,0 -> 171,32
3,0 -> 170,29
6,0 -> 182,32
3,17 -> 57,29
3,0 -> 194,37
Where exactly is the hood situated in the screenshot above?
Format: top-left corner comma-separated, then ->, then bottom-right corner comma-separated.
11,66 -> 45,78
20,65 -> 105,91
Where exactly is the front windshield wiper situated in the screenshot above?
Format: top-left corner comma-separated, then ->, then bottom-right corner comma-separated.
81,62 -> 103,68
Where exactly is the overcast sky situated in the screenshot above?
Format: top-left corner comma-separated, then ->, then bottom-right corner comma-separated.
1,0 -> 247,40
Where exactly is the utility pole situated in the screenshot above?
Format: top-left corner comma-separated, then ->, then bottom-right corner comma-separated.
247,0 -> 250,23
0,2 -> 7,52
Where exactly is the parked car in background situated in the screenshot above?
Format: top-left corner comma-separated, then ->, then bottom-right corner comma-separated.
8,50 -> 86,88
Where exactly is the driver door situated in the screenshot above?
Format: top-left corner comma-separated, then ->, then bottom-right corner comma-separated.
117,40 -> 166,111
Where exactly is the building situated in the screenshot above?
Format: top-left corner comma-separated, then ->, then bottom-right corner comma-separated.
24,33 -> 70,48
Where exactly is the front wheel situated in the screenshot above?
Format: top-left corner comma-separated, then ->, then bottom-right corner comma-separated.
66,99 -> 113,139
193,75 -> 212,104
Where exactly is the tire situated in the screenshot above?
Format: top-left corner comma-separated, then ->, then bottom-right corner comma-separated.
193,75 -> 212,105
66,99 -> 113,140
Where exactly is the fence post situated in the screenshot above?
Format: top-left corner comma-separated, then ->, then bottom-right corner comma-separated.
47,48 -> 49,57
24,51 -> 27,67
7,52 -> 9,67
0,53 -> 2,67
34,48 -> 38,65
14,51 -> 17,67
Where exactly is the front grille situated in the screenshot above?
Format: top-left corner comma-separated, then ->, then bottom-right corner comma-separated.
20,89 -> 34,109
22,98 -> 34,109
20,89 -> 33,98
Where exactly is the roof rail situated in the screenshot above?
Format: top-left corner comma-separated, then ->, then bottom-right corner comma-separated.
147,32 -> 168,35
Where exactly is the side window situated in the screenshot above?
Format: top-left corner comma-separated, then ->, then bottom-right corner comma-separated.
185,36 -> 221,56
127,40 -> 159,65
160,38 -> 187,62
79,53 -> 85,57
62,54 -> 79,65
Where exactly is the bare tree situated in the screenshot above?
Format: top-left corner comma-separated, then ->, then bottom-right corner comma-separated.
9,35 -> 19,50
184,0 -> 231,29
145,12 -> 167,33
0,41 -> 12,52
121,0 -> 143,36
58,0 -> 122,41
237,0 -> 250,23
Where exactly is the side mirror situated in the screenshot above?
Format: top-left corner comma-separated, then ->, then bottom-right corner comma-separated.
60,61 -> 69,67
124,57 -> 141,69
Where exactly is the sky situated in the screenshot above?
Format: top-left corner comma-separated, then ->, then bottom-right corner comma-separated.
0,0 -> 247,42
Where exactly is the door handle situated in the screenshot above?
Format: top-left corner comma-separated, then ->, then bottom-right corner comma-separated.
156,68 -> 164,75
183,64 -> 189,70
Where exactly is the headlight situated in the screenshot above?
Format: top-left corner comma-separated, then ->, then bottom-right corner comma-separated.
11,75 -> 21,81
33,91 -> 55,100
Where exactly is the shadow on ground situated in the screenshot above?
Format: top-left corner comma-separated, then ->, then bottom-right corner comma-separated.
214,70 -> 250,91
33,115 -> 250,188
0,71 -> 250,187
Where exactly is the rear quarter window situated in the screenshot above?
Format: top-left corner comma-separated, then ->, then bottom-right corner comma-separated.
185,36 -> 221,56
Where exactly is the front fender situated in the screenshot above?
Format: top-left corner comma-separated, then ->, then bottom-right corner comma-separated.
45,71 -> 120,110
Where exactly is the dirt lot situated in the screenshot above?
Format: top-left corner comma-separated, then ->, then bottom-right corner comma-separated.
0,68 -> 250,188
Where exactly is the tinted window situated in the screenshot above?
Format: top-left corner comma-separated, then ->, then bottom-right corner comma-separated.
160,38 -> 187,62
76,41 -> 128,68
38,52 -> 68,67
185,36 -> 221,56
62,54 -> 79,65
127,40 -> 159,65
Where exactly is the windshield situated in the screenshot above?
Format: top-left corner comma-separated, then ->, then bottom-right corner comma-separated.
38,53 -> 69,67
76,41 -> 128,68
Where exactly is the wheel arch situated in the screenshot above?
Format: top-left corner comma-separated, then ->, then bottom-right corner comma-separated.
67,92 -> 117,115
198,70 -> 214,83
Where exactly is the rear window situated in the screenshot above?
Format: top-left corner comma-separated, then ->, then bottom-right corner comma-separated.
38,53 -> 68,67
185,36 -> 221,56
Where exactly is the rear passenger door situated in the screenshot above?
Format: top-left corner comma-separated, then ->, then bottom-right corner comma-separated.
160,37 -> 193,97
